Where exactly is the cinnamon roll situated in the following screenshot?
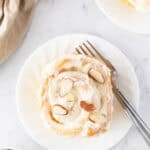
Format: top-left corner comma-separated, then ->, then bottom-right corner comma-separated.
39,54 -> 115,137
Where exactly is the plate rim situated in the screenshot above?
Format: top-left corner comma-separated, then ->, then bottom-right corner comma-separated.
95,0 -> 150,34
16,33 -> 140,150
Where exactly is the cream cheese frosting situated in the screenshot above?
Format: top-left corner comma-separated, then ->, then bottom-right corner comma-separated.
39,54 -> 114,137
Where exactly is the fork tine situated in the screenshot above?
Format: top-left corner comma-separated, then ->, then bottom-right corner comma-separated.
82,42 -> 95,57
79,45 -> 88,55
87,40 -> 115,71
87,40 -> 104,58
75,41 -> 115,71
75,48 -> 82,54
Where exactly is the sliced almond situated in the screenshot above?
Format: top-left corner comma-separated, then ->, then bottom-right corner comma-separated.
60,79 -> 73,96
66,93 -> 75,102
53,104 -> 68,115
89,117 -> 96,123
49,110 -> 62,124
89,111 -> 106,124
80,101 -> 95,112
88,68 -> 105,84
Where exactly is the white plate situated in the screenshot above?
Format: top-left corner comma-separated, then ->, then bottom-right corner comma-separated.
95,0 -> 150,34
16,34 -> 139,150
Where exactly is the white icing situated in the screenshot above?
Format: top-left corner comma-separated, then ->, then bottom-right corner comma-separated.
40,54 -> 114,136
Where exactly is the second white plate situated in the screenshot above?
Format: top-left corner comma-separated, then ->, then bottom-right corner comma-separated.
16,34 -> 139,150
95,0 -> 150,34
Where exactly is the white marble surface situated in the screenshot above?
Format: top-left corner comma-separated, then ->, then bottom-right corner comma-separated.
0,0 -> 150,149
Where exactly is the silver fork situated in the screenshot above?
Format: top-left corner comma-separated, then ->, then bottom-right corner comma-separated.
75,41 -> 150,145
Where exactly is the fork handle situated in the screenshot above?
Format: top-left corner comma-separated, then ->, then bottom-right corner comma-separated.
114,89 -> 150,146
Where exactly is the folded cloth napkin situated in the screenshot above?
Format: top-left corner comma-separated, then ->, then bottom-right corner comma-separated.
0,0 -> 37,64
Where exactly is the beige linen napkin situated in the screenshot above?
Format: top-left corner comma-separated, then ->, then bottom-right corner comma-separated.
0,0 -> 37,64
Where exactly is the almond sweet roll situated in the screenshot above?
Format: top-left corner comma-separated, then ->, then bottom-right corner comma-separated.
39,54 -> 115,137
